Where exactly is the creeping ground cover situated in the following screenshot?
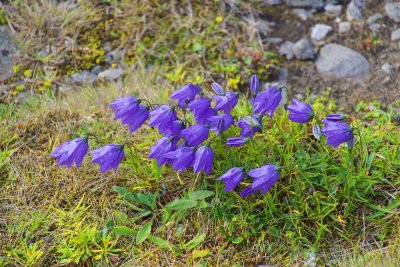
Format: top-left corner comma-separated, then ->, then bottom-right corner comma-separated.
1,71 -> 399,266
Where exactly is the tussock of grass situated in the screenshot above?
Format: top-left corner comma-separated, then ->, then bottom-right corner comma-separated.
1,67 -> 399,266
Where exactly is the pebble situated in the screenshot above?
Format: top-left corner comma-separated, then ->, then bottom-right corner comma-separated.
98,67 -> 124,80
70,70 -> 98,85
346,0 -> 364,21
311,24 -> 333,41
278,41 -> 295,60
285,0 -> 324,8
366,13 -> 384,24
293,38 -> 317,60
0,27 -> 18,82
368,23 -> 383,33
385,2 -> 400,22
325,4 -> 343,17
266,37 -> 284,44
268,0 -> 282,5
381,64 -> 393,75
338,22 -> 351,34
293,8 -> 314,21
391,28 -> 400,41
316,43 -> 370,79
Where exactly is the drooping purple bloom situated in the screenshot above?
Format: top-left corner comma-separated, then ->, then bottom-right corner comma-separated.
240,165 -> 280,198
187,97 -> 215,122
287,99 -> 314,123
149,137 -> 177,166
250,74 -> 259,97
193,145 -> 214,174
148,105 -> 177,133
321,120 -> 354,148
171,84 -> 202,106
253,87 -> 282,117
213,92 -> 239,113
164,146 -> 196,173
227,137 -> 250,147
110,96 -> 149,133
217,167 -> 245,192
207,113 -> 234,135
326,114 -> 348,122
196,108 -> 218,124
236,115 -> 263,137
162,120 -> 185,137
211,82 -> 226,96
312,124 -> 321,141
51,137 -> 89,168
91,144 -> 124,173
181,124 -> 210,146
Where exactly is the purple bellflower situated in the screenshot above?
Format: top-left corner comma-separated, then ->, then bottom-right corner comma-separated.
213,92 -> 239,113
187,97 -> 216,123
148,105 -> 177,133
207,113 -> 234,135
149,137 -> 177,166
171,84 -> 201,106
181,124 -> 210,146
211,82 -> 226,96
312,124 -> 322,141
193,144 -> 214,174
51,137 -> 89,168
240,165 -> 280,198
164,146 -> 196,173
253,87 -> 282,117
321,120 -> 354,148
250,74 -> 259,97
163,120 -> 185,138
287,99 -> 314,123
196,108 -> 218,124
91,144 -> 124,173
236,115 -> 263,137
217,167 -> 245,192
326,114 -> 348,121
110,96 -> 149,133
227,137 -> 250,147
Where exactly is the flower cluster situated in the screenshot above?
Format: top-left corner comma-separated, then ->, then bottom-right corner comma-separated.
52,74 -> 356,198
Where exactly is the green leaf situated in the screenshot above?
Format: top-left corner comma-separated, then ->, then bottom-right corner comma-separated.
112,226 -> 135,235
136,220 -> 152,244
166,199 -> 198,211
192,43 -> 202,52
112,186 -> 134,200
148,235 -> 176,251
131,210 -> 152,223
231,237 -> 243,244
188,190 -> 214,201
192,249 -> 209,259
183,233 -> 206,251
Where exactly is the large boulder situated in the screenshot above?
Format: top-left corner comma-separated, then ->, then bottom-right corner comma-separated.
0,27 -> 18,82
316,44 -> 370,79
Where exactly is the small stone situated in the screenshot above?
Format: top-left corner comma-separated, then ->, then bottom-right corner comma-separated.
278,67 -> 289,82
0,27 -> 18,82
311,24 -> 333,41
325,4 -> 343,16
293,38 -> 317,60
285,0 -> 324,8
381,63 -> 393,75
346,0 -> 364,21
366,13 -> 384,24
339,22 -> 351,34
105,50 -> 124,63
385,2 -> 400,22
316,43 -> 370,79
98,67 -> 124,80
267,37 -> 283,44
91,65 -> 102,75
293,8 -> 313,21
70,70 -> 98,85
268,0 -> 282,5
369,23 -> 383,33
391,28 -> 400,41
278,41 -> 295,60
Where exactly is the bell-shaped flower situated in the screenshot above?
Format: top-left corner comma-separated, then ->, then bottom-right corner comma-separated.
193,144 -> 214,175
312,124 -> 322,141
250,74 -> 259,97
171,84 -> 201,106
110,96 -> 149,133
162,120 -> 185,138
149,137 -> 177,166
253,87 -> 282,117
181,124 -> 210,146
164,146 -> 196,173
326,114 -> 348,121
207,113 -> 234,135
148,105 -> 177,133
287,99 -> 314,123
187,97 -> 215,122
240,165 -> 280,198
51,137 -> 89,168
227,137 -> 250,147
211,82 -> 226,96
91,144 -> 124,173
321,120 -> 354,148
236,115 -> 263,137
217,167 -> 245,192
213,92 -> 239,113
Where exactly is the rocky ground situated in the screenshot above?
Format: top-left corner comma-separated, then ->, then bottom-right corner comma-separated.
0,0 -> 399,110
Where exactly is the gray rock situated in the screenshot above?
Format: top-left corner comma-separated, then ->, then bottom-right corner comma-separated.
346,0 -> 365,21
316,43 -> 370,79
311,24 -> 333,41
285,0 -> 324,8
70,70 -> 98,85
366,13 -> 384,24
91,65 -> 102,75
339,21 -> 351,34
293,38 -> 317,60
381,63 -> 393,75
385,2 -> 400,22
0,27 -> 18,82
98,67 -> 124,80
278,41 -> 295,60
391,28 -> 400,41
325,4 -> 343,16
105,49 -> 124,63
369,23 -> 383,33
278,67 -> 289,82
268,0 -> 282,5
293,8 -> 314,21
267,37 -> 283,44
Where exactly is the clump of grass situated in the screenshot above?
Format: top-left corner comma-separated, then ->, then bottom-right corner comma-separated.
1,68 -> 399,266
